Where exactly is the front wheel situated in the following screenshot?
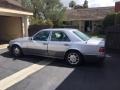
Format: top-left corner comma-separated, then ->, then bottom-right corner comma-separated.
11,45 -> 22,57
65,51 -> 83,66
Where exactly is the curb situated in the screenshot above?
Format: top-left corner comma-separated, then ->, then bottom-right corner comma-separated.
0,44 -> 8,50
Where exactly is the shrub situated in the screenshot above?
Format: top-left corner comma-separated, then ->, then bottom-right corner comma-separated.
103,13 -> 115,29
103,13 -> 120,29
30,17 -> 53,28
45,19 -> 54,28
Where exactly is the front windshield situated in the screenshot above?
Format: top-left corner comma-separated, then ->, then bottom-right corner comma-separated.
73,30 -> 90,41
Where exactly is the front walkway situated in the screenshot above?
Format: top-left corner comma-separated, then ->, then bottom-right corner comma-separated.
0,44 -> 8,49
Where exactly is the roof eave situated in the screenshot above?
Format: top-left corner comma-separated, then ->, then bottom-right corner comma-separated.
0,7 -> 33,16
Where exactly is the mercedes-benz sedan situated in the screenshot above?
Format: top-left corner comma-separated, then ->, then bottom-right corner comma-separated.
8,28 -> 105,66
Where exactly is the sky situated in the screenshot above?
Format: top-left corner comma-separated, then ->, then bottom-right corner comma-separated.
60,0 -> 119,7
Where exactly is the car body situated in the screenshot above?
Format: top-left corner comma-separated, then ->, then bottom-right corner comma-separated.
8,28 -> 105,66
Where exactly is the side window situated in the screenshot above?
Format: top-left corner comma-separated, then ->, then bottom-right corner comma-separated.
51,31 -> 70,41
33,31 -> 50,41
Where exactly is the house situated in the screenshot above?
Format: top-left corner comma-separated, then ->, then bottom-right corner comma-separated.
64,6 -> 114,32
0,0 -> 33,42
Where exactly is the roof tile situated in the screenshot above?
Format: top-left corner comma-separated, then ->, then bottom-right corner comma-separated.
0,0 -> 31,12
65,7 -> 115,21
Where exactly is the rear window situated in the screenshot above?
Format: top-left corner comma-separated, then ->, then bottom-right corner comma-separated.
73,31 -> 90,41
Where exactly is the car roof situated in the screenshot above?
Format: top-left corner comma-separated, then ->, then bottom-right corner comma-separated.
41,28 -> 78,31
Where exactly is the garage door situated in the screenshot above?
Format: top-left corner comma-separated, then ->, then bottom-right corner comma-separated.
0,16 -> 22,43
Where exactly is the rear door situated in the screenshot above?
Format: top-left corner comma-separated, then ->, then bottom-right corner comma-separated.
48,31 -> 71,58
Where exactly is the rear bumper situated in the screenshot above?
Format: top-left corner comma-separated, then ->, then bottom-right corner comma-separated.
84,55 -> 105,62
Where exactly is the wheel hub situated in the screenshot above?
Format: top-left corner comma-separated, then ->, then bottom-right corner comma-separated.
68,53 -> 80,65
14,48 -> 20,55
70,55 -> 77,62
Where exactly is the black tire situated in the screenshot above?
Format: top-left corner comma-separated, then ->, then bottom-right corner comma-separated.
11,45 -> 22,57
65,51 -> 83,66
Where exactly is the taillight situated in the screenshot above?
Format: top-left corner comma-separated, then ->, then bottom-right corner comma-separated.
99,47 -> 105,52
99,47 -> 105,55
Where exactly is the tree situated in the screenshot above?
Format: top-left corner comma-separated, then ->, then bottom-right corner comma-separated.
103,13 -> 120,30
83,0 -> 88,8
21,0 -> 66,26
69,1 -> 76,8
74,5 -> 83,9
69,0 -> 88,9
103,13 -> 115,29
21,0 -> 32,10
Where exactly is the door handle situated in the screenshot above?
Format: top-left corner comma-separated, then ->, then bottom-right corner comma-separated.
43,43 -> 48,45
64,44 -> 70,46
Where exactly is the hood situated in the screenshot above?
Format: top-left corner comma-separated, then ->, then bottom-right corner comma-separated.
87,37 -> 105,46
12,37 -> 30,42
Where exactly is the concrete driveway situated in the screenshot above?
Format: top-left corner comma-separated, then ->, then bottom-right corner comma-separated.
0,49 -> 120,90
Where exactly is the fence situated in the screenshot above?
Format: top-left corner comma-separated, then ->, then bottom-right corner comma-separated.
105,25 -> 120,53
28,25 -> 51,36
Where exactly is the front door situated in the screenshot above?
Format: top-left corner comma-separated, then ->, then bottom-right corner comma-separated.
48,31 -> 71,58
85,21 -> 92,32
26,31 -> 50,56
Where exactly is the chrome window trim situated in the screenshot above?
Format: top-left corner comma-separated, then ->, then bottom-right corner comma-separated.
32,30 -> 51,41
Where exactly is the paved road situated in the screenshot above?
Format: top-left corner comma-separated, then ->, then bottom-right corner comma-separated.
0,49 -> 120,90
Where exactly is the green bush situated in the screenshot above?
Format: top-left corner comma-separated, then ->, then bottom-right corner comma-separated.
30,17 -> 53,28
103,13 -> 115,29
103,13 -> 120,29
45,19 -> 54,28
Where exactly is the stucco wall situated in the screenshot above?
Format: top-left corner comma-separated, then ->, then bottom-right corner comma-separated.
71,20 -> 85,31
0,16 -> 22,41
71,20 -> 103,32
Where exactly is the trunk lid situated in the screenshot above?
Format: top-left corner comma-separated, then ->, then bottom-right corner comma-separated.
87,37 -> 105,46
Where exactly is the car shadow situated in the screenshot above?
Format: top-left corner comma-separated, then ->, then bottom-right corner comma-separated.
0,51 -> 105,68
1,51 -> 119,90
55,54 -> 120,90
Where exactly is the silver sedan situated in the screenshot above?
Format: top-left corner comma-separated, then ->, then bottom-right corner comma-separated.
8,28 -> 105,66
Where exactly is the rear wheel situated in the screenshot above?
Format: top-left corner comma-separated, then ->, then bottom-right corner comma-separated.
11,45 -> 22,57
65,51 -> 83,66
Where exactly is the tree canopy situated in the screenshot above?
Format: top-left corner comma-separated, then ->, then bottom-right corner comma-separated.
69,0 -> 88,9
83,0 -> 88,8
22,0 -> 66,26
103,13 -> 120,29
69,1 -> 76,8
